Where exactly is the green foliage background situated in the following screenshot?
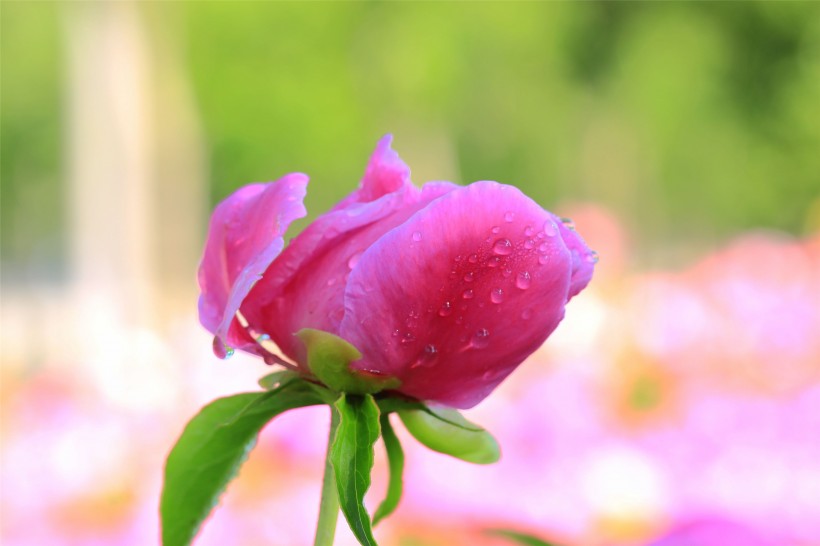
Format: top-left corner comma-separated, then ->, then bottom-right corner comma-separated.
3,1 -> 819,279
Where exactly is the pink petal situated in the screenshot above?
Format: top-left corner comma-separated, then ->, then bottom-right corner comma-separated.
340,181 -> 589,408
197,174 -> 308,357
553,214 -> 596,298
241,136 -> 457,367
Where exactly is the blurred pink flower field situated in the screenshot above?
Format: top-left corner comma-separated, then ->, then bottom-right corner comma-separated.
2,206 -> 819,546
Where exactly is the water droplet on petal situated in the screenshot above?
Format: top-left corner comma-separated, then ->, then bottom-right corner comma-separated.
327,277 -> 338,287
347,252 -> 362,269
490,288 -> 504,304
587,250 -> 600,264
438,301 -> 453,317
522,309 -> 533,320
401,332 -> 416,345
560,217 -> 576,231
411,344 -> 438,368
544,220 -> 558,237
538,242 -> 549,253
392,329 -> 401,338
463,272 -> 475,283
471,328 -> 490,349
454,254 -> 463,262
212,337 -> 234,359
523,239 -> 534,250
502,268 -> 513,278
412,231 -> 423,242
487,256 -> 500,268
504,211 -> 515,222
516,271 -> 531,290
462,289 -> 475,300
492,238 -> 513,256
538,254 -> 551,265
524,225 -> 535,237
491,225 -> 501,234
468,254 -> 479,264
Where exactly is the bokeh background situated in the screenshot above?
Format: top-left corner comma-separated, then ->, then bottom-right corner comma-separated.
2,2 -> 819,546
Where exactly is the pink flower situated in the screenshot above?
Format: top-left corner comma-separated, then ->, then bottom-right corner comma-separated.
647,518 -> 781,546
198,135 -> 595,408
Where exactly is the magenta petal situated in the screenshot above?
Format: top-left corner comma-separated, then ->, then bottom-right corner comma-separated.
244,184 -> 459,366
242,137 -> 457,366
197,174 -> 308,356
340,181 -> 587,408
553,214 -> 596,298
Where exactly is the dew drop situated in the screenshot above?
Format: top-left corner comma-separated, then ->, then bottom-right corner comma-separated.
468,254 -> 479,264
502,268 -> 513,278
516,271 -> 531,290
522,309 -> 533,320
392,329 -> 401,338
411,344 -> 438,368
587,250 -> 600,264
463,272 -> 475,283
462,289 -> 475,300
538,242 -> 550,253
454,254 -> 463,262
490,288 -> 504,304
347,252 -> 362,269
438,301 -> 453,317
401,332 -> 416,345
504,211 -> 515,222
492,238 -> 513,256
487,256 -> 500,268
523,239 -> 534,250
327,277 -> 338,287
471,328 -> 490,349
524,225 -> 535,237
412,231 -> 423,242
491,225 -> 501,234
538,254 -> 551,265
212,337 -> 234,359
561,217 -> 576,231
544,220 -> 558,237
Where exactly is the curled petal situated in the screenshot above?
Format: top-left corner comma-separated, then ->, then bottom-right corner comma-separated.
553,213 -> 596,298
243,137 -> 457,366
197,174 -> 308,356
341,181 -> 586,408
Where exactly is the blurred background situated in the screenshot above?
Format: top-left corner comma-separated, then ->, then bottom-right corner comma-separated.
2,2 -> 819,546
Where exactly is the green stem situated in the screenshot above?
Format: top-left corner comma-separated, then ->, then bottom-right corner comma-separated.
313,406 -> 341,546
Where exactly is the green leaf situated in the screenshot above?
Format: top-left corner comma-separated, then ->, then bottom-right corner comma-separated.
484,528 -> 562,546
372,414 -> 404,526
160,381 -> 325,546
398,406 -> 500,464
297,328 -> 401,394
330,393 -> 381,546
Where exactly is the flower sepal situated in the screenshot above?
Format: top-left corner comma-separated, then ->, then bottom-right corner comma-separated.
297,328 -> 402,395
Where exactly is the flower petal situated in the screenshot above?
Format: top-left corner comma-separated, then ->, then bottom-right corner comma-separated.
242,137 -> 457,367
197,174 -> 308,357
341,181 -> 590,408
553,214 -> 596,298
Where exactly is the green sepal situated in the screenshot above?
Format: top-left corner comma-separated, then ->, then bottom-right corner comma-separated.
398,405 -> 500,464
330,393 -> 381,546
258,369 -> 301,390
485,528 -> 562,546
160,380 -> 325,546
297,328 -> 400,394
372,414 -> 404,526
